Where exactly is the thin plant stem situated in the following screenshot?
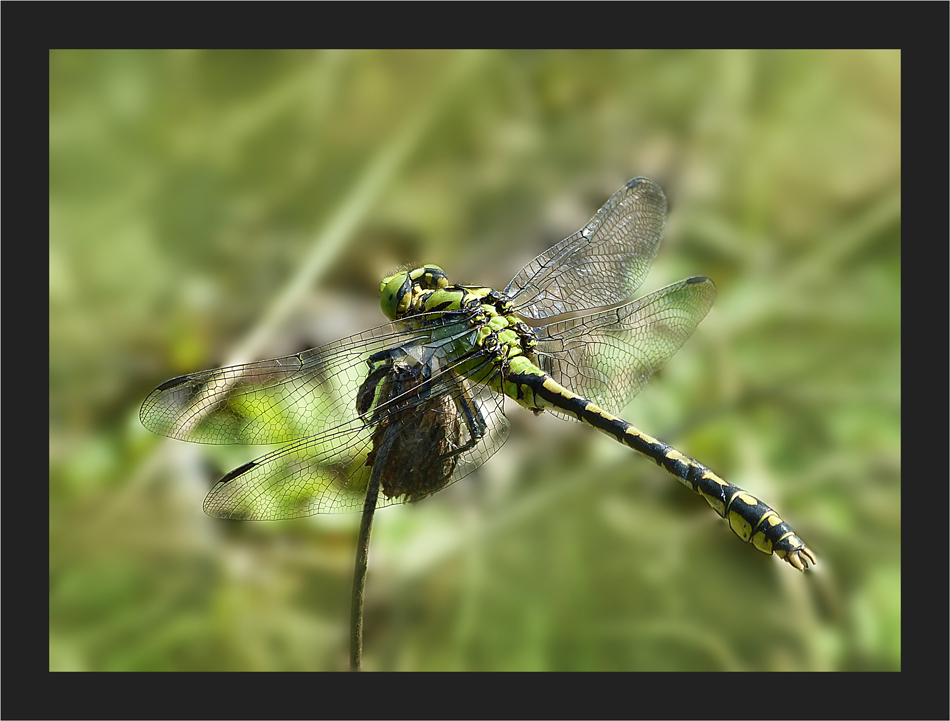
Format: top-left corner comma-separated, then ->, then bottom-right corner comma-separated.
350,460 -> 382,671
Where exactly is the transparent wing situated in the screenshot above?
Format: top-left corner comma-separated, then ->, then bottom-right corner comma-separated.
532,276 -> 716,416
505,177 -> 668,319
201,365 -> 510,520
201,418 -> 376,518
139,309 -> 483,446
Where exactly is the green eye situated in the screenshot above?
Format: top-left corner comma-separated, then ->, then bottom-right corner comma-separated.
379,271 -> 413,320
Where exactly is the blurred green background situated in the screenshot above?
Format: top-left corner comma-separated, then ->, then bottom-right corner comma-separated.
50,49 -> 900,672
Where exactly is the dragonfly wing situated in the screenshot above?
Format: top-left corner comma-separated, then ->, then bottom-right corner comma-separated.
202,369 -> 510,520
532,276 -> 716,416
139,312 -> 477,445
505,178 -> 667,320
202,419 -> 377,519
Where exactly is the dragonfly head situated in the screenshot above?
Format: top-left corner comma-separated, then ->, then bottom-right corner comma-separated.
380,265 -> 448,320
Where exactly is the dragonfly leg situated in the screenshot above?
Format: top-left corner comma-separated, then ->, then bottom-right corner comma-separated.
441,374 -> 488,459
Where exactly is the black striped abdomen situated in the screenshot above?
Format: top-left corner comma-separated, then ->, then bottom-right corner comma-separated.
525,373 -> 815,570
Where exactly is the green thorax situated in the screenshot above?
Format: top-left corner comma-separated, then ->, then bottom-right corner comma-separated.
379,266 -> 543,404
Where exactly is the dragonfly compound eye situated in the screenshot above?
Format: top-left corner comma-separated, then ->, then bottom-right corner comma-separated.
380,271 -> 414,320
380,266 -> 450,320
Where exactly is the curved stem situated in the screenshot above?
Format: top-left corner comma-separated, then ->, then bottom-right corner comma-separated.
350,459 -> 382,671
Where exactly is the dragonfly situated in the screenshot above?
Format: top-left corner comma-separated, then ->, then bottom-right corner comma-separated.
141,178 -> 815,571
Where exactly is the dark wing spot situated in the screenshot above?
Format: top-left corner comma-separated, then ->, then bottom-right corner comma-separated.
218,460 -> 258,485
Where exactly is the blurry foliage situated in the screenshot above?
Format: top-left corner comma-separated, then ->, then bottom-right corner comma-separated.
50,49 -> 900,672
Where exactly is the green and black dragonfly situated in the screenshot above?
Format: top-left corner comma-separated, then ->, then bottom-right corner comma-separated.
141,178 -> 815,571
